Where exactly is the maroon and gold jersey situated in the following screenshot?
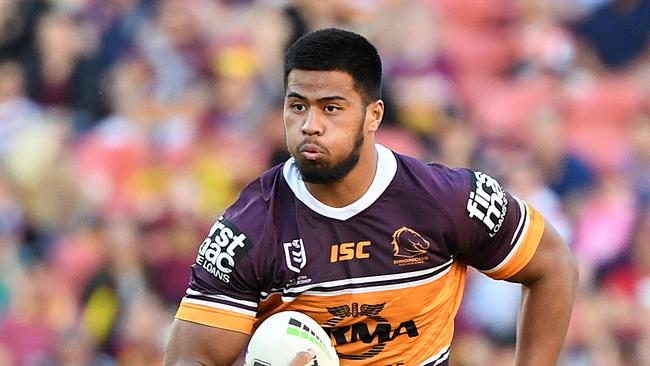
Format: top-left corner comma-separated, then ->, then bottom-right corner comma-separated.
175,144 -> 544,366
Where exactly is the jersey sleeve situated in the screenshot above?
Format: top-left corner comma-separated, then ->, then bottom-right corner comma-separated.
175,180 -> 270,334
443,168 -> 545,280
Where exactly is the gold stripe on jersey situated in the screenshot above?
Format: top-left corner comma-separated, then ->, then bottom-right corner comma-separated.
483,202 -> 545,280
252,262 -> 467,365
176,300 -> 255,334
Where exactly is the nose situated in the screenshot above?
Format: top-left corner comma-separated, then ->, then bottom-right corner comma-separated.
301,109 -> 324,136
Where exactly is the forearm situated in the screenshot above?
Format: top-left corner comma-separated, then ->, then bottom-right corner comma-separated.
514,258 -> 578,366
163,319 -> 249,366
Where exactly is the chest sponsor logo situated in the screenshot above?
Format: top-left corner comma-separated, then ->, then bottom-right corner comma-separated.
466,171 -> 508,237
323,302 -> 419,360
391,227 -> 430,266
330,241 -> 371,262
196,216 -> 251,283
284,239 -> 307,273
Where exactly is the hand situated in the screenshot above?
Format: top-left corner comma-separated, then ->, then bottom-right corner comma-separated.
288,349 -> 316,366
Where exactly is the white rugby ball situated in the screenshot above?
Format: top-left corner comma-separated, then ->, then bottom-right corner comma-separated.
244,311 -> 339,366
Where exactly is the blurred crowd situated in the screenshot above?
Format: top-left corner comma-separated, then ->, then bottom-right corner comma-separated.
0,0 -> 649,365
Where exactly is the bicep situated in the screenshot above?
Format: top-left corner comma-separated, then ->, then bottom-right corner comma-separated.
164,319 -> 250,366
505,219 -> 577,286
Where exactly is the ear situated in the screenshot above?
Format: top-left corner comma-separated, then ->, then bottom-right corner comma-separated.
366,100 -> 384,132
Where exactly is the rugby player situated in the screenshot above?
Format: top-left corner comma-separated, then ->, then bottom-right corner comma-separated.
164,28 -> 578,366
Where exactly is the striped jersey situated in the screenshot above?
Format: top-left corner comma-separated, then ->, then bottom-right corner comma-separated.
175,144 -> 545,366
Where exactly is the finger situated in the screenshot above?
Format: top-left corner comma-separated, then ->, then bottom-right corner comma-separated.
288,349 -> 316,366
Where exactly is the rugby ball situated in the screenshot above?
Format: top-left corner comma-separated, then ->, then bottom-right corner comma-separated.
244,311 -> 339,366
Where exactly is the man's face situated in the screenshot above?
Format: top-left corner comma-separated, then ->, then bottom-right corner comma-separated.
283,70 -> 370,184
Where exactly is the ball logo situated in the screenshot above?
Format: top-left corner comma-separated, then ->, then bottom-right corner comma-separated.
390,227 -> 430,266
196,216 -> 251,283
245,311 -> 338,366
466,171 -> 508,237
251,361 -> 271,366
286,316 -> 333,363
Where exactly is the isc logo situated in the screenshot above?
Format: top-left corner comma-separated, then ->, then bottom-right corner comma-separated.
330,241 -> 371,262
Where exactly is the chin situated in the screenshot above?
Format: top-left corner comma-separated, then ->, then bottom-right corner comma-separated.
295,158 -> 328,173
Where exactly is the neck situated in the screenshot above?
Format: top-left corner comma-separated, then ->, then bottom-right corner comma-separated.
305,142 -> 378,208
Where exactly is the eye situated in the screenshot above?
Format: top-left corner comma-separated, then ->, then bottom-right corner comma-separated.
290,103 -> 306,112
324,105 -> 341,113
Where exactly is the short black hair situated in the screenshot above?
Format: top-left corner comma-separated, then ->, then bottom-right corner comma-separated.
284,28 -> 382,103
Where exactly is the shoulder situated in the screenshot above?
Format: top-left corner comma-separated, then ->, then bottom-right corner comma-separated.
223,163 -> 288,242
392,152 -> 473,200
196,164 -> 289,284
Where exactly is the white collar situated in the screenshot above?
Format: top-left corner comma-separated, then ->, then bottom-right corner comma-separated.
282,144 -> 397,220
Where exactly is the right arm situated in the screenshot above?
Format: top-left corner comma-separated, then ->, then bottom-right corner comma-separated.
163,319 -> 316,366
163,319 -> 249,366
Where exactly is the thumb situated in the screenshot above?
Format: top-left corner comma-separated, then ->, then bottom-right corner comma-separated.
288,349 -> 316,366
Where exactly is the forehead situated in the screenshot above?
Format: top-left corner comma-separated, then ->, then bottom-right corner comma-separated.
285,70 -> 361,100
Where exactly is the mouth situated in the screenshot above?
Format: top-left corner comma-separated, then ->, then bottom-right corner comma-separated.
298,142 -> 325,161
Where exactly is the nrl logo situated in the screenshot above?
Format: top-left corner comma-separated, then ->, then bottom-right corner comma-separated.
283,239 -> 307,273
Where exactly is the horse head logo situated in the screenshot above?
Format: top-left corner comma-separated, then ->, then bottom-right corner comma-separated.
391,227 -> 430,258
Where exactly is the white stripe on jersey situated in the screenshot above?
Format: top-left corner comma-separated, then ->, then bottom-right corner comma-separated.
419,345 -> 451,366
289,265 -> 454,300
262,263 -> 454,303
260,258 -> 454,299
482,198 -> 531,275
181,298 -> 257,317
185,289 -> 259,308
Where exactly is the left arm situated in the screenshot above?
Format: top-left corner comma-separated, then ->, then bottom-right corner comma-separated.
506,220 -> 579,366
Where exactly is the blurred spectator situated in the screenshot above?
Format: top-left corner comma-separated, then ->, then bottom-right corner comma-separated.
574,0 -> 650,69
0,263 -> 76,365
74,58 -> 156,214
572,174 -> 638,284
384,3 -> 454,138
3,116 -> 80,258
507,155 -> 573,241
520,19 -> 576,76
81,0 -> 153,72
202,42 -> 275,134
528,105 -> 595,209
136,0 -> 212,102
0,0 -> 49,61
434,121 -> 477,168
23,11 -> 102,133
80,213 -> 150,357
0,60 -> 43,158
114,292 -> 167,365
601,207 -> 650,325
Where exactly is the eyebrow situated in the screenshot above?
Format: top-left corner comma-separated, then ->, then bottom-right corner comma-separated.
286,92 -> 349,103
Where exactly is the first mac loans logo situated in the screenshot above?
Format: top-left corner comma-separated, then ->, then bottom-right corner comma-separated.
466,171 -> 508,237
196,216 -> 251,283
